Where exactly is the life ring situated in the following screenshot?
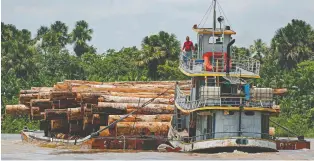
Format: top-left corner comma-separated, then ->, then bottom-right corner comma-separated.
203,52 -> 232,72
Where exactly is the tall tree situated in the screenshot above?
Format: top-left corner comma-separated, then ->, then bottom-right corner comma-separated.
271,19 -> 314,69
36,21 -> 69,49
249,39 -> 268,63
70,20 -> 94,57
138,31 -> 181,80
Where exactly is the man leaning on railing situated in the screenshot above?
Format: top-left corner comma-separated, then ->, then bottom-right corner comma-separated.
182,36 -> 195,68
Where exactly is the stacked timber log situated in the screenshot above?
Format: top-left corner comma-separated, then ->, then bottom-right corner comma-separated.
5,80 -> 190,138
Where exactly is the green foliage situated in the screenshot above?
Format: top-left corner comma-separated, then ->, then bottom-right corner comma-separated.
271,19 -> 314,69
1,115 -> 40,133
242,19 -> 314,138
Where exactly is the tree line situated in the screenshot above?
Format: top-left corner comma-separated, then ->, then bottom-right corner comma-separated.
1,19 -> 314,136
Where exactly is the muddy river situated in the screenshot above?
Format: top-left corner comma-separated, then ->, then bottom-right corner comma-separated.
1,134 -> 313,160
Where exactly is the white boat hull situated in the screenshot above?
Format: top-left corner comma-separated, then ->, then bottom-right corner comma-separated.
169,138 -> 278,152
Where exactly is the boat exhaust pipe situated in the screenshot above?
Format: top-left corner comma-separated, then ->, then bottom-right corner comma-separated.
226,39 -> 235,74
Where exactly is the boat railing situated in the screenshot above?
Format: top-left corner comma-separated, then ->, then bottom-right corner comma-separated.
175,85 -> 274,110
171,131 -> 275,144
179,52 -> 260,76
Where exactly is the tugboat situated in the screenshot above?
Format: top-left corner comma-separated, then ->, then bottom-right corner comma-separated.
167,0 -> 287,152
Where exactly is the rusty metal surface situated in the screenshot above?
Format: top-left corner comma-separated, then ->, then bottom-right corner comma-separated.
276,139 -> 311,150
90,137 -> 168,150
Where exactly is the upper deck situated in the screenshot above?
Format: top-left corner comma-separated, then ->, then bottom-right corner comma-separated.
192,26 -> 236,35
179,53 -> 261,78
174,83 -> 281,114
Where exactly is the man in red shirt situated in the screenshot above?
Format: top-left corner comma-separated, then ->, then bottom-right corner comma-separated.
182,36 -> 195,65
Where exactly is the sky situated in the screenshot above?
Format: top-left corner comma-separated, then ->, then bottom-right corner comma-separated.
2,0 -> 314,53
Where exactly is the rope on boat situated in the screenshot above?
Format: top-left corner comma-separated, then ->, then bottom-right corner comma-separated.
269,119 -> 303,140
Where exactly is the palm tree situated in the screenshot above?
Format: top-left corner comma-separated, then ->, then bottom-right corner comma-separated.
249,39 -> 268,63
138,31 -> 180,80
271,19 -> 314,69
70,20 -> 94,57
50,21 -> 69,48
36,21 -> 69,49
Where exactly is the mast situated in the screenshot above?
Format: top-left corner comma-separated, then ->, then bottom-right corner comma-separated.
213,0 -> 217,30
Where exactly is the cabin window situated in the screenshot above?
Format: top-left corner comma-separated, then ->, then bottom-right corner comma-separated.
244,111 -> 255,116
209,36 -> 222,44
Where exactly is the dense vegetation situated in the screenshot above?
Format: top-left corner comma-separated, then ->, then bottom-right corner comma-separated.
1,19 -> 313,137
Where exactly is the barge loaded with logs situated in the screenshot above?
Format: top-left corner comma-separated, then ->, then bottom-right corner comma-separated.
5,0 -> 310,153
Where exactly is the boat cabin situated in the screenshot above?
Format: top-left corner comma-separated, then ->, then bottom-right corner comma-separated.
179,20 -> 260,78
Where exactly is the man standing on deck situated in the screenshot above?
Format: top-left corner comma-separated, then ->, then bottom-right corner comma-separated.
182,36 -> 195,66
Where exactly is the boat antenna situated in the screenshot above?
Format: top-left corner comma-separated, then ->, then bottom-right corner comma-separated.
213,0 -> 217,30
198,0 -> 214,27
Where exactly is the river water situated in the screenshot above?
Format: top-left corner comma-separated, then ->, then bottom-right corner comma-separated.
1,134 -> 313,160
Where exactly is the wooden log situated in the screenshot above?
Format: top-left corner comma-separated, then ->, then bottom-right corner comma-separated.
97,102 -> 173,110
108,114 -> 173,124
52,100 -> 79,109
99,95 -> 172,104
45,109 -> 67,120
5,104 -> 30,116
126,106 -> 174,115
53,83 -> 70,91
38,92 -> 51,99
115,122 -> 170,136
273,88 -> 288,95
19,93 -> 39,99
31,87 -> 53,92
30,99 -> 52,110
67,107 -> 83,121
90,87 -> 176,94
99,126 -> 111,137
93,103 -> 127,114
20,90 -> 38,94
77,93 -> 106,100
92,114 -> 100,125
64,80 -> 103,85
51,120 -> 68,132
65,80 -> 189,85
31,107 -> 40,116
98,93 -> 174,100
19,93 -> 39,105
94,102 -> 174,114
76,93 -> 99,103
50,91 -> 75,100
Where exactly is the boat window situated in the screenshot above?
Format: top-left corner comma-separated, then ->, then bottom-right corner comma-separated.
209,36 -> 222,44
244,111 -> 255,116
228,111 -> 235,115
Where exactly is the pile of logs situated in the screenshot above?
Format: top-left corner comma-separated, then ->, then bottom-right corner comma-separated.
5,80 -> 190,138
